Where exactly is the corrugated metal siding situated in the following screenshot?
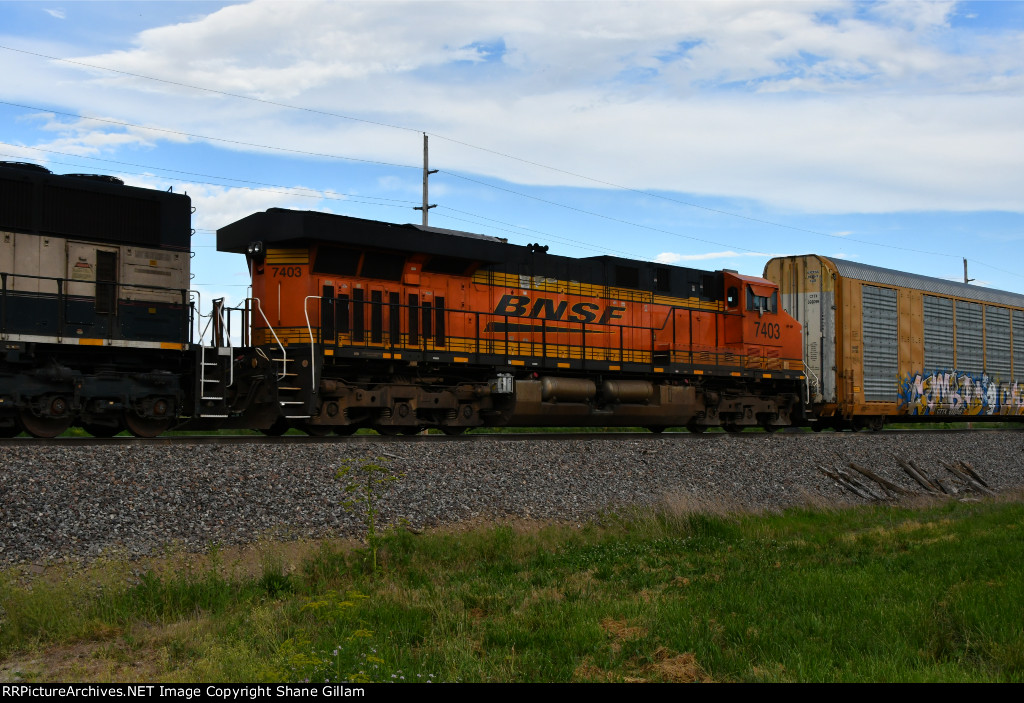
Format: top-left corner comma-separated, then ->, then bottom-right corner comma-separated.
924,295 -> 954,370
0,176 -> 34,232
862,285 -> 898,401
956,301 -> 984,375
831,258 -> 1024,308
985,306 -> 1012,381
1014,310 -> 1024,378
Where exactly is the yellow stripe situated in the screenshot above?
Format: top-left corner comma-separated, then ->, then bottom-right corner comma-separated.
509,359 -> 525,366
78,338 -> 104,346
693,369 -> 704,375
266,248 -> 309,264
471,270 -> 722,309
454,356 -> 469,363
557,362 -> 570,368
160,342 -> 183,350
608,365 -> 620,371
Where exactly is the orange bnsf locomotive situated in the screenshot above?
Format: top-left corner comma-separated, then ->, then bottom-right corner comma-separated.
213,208 -> 806,435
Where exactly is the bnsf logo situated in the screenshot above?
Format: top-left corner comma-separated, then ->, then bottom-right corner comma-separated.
493,294 -> 627,325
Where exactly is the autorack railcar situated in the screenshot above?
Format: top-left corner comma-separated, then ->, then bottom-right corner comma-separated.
764,255 -> 1024,429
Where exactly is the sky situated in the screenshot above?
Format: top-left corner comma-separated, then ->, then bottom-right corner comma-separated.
1,0 -> 1022,314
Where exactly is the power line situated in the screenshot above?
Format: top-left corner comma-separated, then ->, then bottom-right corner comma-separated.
0,44 -> 958,254
2,47 -> 1018,279
0,142 -> 420,206
0,146 -> 638,259
0,99 -> 419,170
0,44 -> 422,135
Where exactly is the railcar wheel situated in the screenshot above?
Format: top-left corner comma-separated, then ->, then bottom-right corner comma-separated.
20,398 -> 72,438
723,423 -> 743,434
123,412 -> 172,438
401,427 -> 423,436
260,417 -> 289,436
647,426 -> 667,434
333,425 -> 359,436
686,423 -> 707,434
0,421 -> 22,437
440,426 -> 467,436
375,426 -> 401,436
811,423 -> 824,432
83,422 -> 122,438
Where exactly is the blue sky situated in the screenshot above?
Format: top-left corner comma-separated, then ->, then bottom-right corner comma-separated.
1,0 -> 1022,310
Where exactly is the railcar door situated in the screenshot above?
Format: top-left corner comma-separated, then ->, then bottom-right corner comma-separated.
66,241 -> 119,337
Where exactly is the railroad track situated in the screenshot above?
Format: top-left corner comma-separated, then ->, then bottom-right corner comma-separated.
1,426 -> 1018,446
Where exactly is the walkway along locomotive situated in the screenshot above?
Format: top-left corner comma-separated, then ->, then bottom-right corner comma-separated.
2,162 -> 1023,437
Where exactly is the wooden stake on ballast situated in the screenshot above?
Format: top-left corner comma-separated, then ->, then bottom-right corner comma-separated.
414,133 -> 438,226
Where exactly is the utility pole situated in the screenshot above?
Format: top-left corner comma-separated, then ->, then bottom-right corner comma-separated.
963,258 -> 974,284
414,133 -> 438,226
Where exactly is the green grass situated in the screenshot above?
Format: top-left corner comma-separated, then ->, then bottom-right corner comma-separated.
1,497 -> 1022,682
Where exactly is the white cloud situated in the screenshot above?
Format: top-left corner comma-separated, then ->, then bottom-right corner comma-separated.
44,9 -> 66,20
655,251 -> 775,264
5,1 -> 1022,214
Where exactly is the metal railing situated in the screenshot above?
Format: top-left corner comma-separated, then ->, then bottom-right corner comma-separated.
276,294 -> 790,373
1,270 -> 190,343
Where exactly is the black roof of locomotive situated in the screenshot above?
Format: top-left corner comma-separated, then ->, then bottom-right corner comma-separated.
218,208 -> 724,299
0,161 -> 191,251
218,208 -> 511,262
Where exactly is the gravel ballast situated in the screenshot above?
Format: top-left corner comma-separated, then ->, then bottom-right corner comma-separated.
1,432 -> 1022,567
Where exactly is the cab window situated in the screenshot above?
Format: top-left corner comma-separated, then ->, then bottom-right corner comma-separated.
746,286 -> 777,313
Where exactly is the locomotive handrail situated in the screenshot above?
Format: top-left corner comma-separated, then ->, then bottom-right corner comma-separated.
303,290 -> 797,373
302,295 -> 319,393
1,270 -> 190,345
251,296 -> 289,382
189,290 -> 201,344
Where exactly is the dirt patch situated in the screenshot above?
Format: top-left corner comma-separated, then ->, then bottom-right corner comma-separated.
645,647 -> 711,683
601,618 -> 647,642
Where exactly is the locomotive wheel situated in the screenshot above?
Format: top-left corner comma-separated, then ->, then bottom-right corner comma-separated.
20,396 -> 72,438
123,412 -> 172,438
260,417 -> 290,436
83,422 -> 123,438
19,411 -> 72,438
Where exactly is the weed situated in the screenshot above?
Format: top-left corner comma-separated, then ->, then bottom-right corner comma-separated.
336,458 -> 406,573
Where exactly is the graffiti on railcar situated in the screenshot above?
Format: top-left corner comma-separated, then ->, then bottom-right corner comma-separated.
897,371 -> 1024,416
